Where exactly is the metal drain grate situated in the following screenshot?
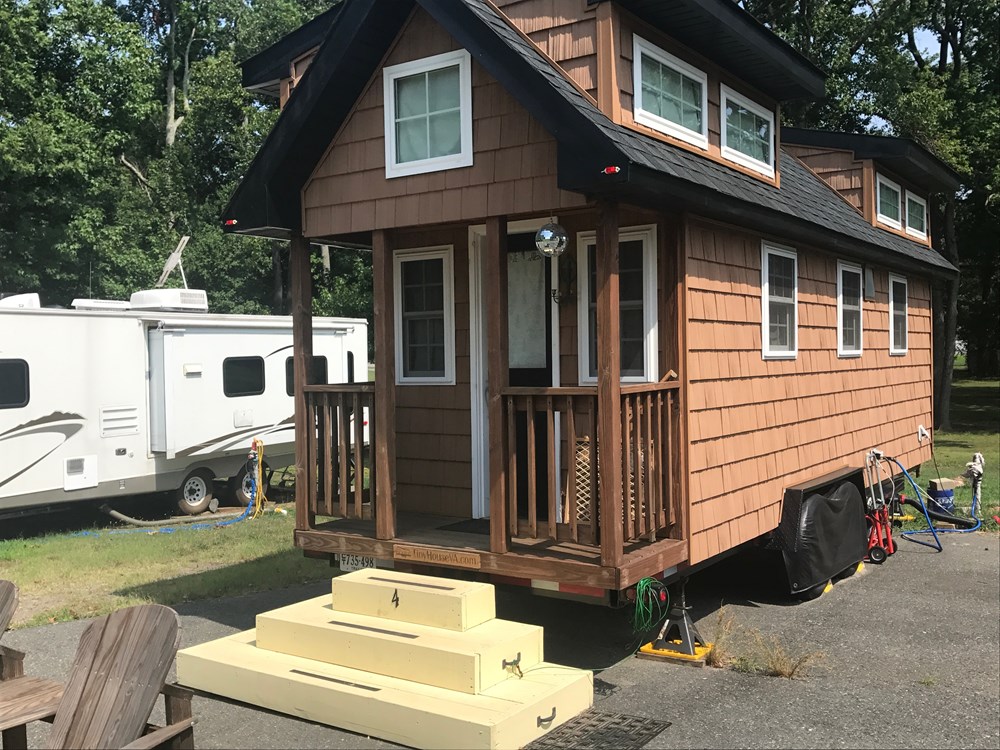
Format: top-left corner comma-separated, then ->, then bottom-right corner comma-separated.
526,710 -> 670,750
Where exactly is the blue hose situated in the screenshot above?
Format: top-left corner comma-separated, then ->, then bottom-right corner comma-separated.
888,456 -> 983,551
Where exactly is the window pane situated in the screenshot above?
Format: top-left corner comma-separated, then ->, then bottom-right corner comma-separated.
842,310 -> 860,351
395,73 -> 426,118
639,52 -> 702,135
907,197 -> 926,233
401,257 -> 447,378
223,357 -> 265,397
841,269 -> 861,305
0,359 -> 29,409
396,119 -> 428,163
768,301 -> 792,350
879,182 -> 900,221
892,281 -> 907,316
726,100 -> 771,164
768,253 -> 795,300
587,240 -> 648,378
428,110 -> 461,157
427,65 -> 460,111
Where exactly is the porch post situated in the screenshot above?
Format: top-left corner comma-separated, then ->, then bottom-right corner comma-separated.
372,229 -> 397,540
485,217 -> 509,554
596,199 -> 624,568
290,233 -> 315,531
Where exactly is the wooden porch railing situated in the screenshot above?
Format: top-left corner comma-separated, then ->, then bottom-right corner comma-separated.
500,382 -> 681,546
303,384 -> 374,520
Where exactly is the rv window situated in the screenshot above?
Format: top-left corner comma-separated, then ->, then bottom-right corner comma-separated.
0,359 -> 29,409
284,356 -> 329,396
223,357 -> 265,397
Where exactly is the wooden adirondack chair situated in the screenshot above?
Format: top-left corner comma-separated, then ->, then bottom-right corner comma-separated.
0,602 -> 194,750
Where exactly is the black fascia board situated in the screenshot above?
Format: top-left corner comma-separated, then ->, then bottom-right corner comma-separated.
610,0 -> 825,101
783,127 -> 962,192
240,4 -> 344,90
223,0 -> 415,234
558,153 -> 957,280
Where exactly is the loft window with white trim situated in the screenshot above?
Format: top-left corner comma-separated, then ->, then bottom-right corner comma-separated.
383,50 -> 473,179
906,193 -> 927,238
876,174 -> 902,229
632,36 -> 708,150
837,262 -> 863,357
889,274 -> 908,355
577,226 -> 658,383
721,85 -> 775,177
395,247 -> 455,384
761,244 -> 797,359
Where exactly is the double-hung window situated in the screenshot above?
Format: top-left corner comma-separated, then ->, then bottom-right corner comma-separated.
837,262 -> 863,357
889,274 -> 908,355
906,193 -> 927,238
632,36 -> 708,150
577,226 -> 658,383
876,174 -> 902,229
761,243 -> 797,359
721,85 -> 775,177
395,247 -> 455,384
383,50 -> 473,179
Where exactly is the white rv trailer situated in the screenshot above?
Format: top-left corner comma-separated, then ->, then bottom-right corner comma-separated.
0,289 -> 368,517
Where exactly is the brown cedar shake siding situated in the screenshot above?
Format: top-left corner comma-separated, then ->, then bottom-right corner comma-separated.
783,145 -> 865,213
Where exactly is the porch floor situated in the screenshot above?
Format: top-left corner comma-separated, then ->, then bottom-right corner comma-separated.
301,512 -> 687,591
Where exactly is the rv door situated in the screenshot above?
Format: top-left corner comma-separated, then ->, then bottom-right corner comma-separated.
148,328 -> 170,455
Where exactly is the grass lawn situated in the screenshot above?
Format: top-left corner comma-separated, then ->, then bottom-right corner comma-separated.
0,504 -> 330,628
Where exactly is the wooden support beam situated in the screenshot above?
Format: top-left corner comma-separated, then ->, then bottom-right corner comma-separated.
596,1 -> 621,122
290,233 -> 315,531
372,229 -> 397,540
677,215 -> 691,545
485,217 -> 509,554
596,199 -> 623,568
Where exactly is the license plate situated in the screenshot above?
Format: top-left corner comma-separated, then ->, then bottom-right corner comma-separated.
338,554 -> 376,572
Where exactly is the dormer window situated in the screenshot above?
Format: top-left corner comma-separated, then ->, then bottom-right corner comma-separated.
383,50 -> 473,179
906,193 -> 927,238
720,85 -> 774,177
876,174 -> 902,229
632,36 -> 708,150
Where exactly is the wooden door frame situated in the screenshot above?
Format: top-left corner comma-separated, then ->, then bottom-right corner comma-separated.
468,217 -> 562,520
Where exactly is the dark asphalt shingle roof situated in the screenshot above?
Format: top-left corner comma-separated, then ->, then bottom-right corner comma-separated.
459,0 -> 956,275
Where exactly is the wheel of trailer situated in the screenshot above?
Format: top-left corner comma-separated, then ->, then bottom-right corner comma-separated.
229,463 -> 270,507
868,546 -> 887,564
177,469 -> 215,515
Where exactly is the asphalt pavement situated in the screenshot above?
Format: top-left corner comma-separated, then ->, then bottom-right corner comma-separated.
6,534 -> 998,749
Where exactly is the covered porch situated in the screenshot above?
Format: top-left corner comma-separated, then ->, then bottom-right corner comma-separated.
288,203 -> 689,593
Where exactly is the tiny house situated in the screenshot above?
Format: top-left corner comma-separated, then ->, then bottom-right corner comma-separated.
223,0 -> 959,599
0,290 -> 367,518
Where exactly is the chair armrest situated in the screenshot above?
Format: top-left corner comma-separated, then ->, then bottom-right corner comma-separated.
120,718 -> 195,750
0,644 -> 25,680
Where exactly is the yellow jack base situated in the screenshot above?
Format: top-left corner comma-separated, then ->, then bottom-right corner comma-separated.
636,641 -> 714,668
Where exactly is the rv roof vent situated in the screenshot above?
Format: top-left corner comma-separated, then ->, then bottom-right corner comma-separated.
0,293 -> 41,309
129,288 -> 209,312
71,298 -> 132,311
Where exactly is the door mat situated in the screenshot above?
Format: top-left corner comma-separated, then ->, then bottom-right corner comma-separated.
525,710 -> 671,750
436,518 -> 491,535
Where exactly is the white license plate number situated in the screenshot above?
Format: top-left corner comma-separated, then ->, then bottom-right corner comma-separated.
338,554 -> 376,572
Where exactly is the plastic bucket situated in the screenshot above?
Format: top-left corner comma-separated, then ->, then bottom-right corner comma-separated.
928,488 -> 955,513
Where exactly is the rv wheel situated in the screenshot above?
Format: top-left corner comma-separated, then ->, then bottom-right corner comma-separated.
229,464 -> 270,507
177,469 -> 215,515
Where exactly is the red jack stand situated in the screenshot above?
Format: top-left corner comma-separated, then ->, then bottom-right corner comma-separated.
866,504 -> 895,563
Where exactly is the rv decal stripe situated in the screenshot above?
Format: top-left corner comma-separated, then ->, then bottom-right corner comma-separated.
174,417 -> 295,457
0,419 -> 86,489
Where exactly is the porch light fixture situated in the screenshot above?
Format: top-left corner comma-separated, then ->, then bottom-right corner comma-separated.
534,221 -> 568,258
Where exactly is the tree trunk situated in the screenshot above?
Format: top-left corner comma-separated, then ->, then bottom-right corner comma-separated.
166,65 -> 179,146
935,195 -> 959,431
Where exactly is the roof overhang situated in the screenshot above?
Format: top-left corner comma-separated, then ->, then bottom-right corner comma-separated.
782,127 -> 962,193
605,0 -> 826,101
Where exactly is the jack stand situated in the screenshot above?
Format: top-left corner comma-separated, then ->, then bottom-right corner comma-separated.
637,578 -> 712,667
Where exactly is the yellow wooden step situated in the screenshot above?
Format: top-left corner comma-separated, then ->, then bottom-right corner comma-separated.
256,595 -> 543,694
177,629 -> 592,750
331,569 -> 495,632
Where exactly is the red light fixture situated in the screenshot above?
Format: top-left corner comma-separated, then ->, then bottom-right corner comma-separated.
224,218 -> 238,226
602,166 -> 621,175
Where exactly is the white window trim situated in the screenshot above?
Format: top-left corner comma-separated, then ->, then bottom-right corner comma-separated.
888,273 -> 908,356
720,84 -> 775,178
837,261 -> 864,358
905,192 -> 928,238
876,174 -> 903,230
760,242 -> 798,360
632,35 -> 709,150
576,225 -> 659,384
383,50 -> 473,180
394,246 -> 456,385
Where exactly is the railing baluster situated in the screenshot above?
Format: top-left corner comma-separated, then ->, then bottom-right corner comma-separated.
588,397 -> 598,543
338,393 -> 349,518
546,397 -> 557,541
644,393 -> 654,538
307,393 -> 319,517
322,396 -> 334,516
666,391 -> 676,527
507,397 -> 518,537
654,392 -> 665,530
633,394 -> 645,540
566,396 -> 578,543
353,391 -> 363,519
621,395 -> 632,542
526,395 -> 537,539
368,392 -> 375,516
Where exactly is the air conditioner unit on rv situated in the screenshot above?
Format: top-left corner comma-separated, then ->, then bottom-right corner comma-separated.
129,288 -> 209,312
71,298 -> 132,311
0,293 -> 41,309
